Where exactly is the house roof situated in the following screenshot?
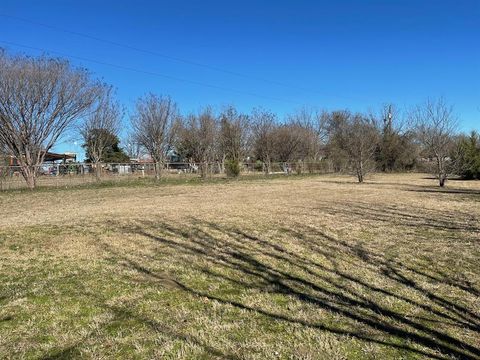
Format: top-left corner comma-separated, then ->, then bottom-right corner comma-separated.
43,152 -> 76,162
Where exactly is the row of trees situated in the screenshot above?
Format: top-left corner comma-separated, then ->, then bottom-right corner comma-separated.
78,93 -> 478,188
1,50 -> 477,189
125,95 -> 466,188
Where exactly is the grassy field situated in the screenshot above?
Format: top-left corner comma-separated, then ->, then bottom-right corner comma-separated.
0,173 -> 479,359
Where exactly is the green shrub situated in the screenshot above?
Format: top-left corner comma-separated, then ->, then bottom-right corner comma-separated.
225,160 -> 241,177
254,160 -> 264,172
453,131 -> 480,179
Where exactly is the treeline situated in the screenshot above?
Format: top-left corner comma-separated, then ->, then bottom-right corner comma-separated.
129,100 -> 410,181
0,50 -> 478,189
125,96 -> 479,187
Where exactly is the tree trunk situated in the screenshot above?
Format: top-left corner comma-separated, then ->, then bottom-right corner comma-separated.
439,175 -> 446,187
221,154 -> 226,174
21,165 -> 37,190
357,172 -> 364,183
25,169 -> 36,190
154,161 -> 162,180
436,156 -> 446,187
264,158 -> 271,175
357,161 -> 364,183
200,161 -> 208,178
94,162 -> 101,181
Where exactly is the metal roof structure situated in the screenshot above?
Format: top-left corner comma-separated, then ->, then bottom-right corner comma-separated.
43,151 -> 76,162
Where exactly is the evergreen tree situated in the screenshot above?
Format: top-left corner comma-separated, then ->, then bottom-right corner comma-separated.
83,129 -> 130,164
454,131 -> 480,179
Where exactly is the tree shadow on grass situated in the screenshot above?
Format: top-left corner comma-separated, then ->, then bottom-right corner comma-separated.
0,315 -> 13,322
97,218 -> 480,360
296,201 -> 480,234
38,276 -> 241,360
407,188 -> 480,197
351,178 -> 480,198
41,346 -> 82,360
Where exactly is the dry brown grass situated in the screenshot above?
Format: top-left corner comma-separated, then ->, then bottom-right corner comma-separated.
0,173 -> 479,359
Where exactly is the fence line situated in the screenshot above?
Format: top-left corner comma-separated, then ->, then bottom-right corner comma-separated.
0,160 -> 335,190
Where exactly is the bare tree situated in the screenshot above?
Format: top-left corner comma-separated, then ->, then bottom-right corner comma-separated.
268,110 -> 324,173
124,133 -> 144,161
251,107 -> 277,174
131,94 -> 177,180
177,107 -> 218,177
324,110 -> 350,172
80,86 -> 123,179
272,123 -> 304,164
287,107 -> 328,164
331,113 -> 379,183
0,50 -> 101,189
219,106 -> 251,176
410,98 -> 458,187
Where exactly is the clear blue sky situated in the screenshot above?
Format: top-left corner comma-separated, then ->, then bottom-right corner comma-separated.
0,0 -> 479,154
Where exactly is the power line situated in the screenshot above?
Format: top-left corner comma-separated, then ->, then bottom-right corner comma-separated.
0,13 -> 366,102
0,40 -> 303,105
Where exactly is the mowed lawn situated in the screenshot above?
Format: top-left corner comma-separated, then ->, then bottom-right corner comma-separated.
0,174 -> 479,359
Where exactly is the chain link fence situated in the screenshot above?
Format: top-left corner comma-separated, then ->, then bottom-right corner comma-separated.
0,160 -> 335,190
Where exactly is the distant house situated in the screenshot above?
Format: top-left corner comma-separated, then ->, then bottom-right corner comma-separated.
130,149 -> 183,164
166,148 -> 182,163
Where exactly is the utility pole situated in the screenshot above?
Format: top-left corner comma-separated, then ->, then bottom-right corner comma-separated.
381,104 -> 394,172
384,104 -> 393,131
